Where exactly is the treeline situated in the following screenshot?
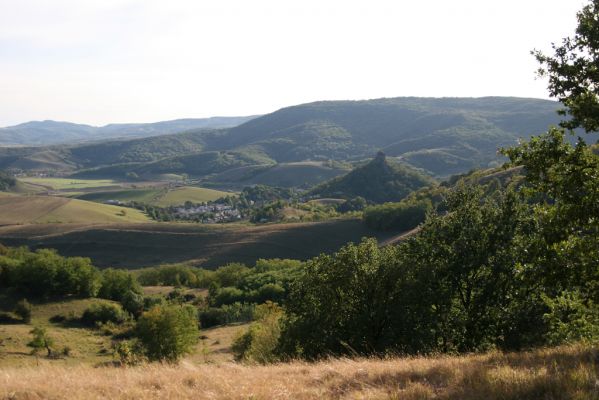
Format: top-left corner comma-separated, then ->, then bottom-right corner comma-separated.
362,198 -> 432,231
0,246 -> 138,299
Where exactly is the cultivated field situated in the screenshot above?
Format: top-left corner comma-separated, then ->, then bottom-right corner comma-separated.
0,219 -> 400,268
1,344 -> 596,399
0,194 -> 149,224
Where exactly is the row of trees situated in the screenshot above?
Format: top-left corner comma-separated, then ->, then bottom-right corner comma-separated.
0,246 -> 140,300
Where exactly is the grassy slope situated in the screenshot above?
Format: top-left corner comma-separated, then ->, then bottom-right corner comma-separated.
0,194 -> 149,224
0,291 -> 243,368
153,187 -> 231,206
19,177 -> 121,191
0,219 -> 399,268
0,295 -> 117,367
0,344 -> 596,399
75,186 -> 231,206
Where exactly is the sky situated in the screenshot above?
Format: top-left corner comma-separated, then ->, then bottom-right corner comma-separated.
0,0 -> 587,127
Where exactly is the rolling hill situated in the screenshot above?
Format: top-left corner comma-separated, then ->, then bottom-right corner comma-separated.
0,219 -> 400,268
0,97 -> 578,180
0,116 -> 257,146
0,193 -> 149,224
311,152 -> 436,203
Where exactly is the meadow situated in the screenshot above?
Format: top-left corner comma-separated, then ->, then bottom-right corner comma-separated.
0,291 -> 244,368
0,344 -> 596,399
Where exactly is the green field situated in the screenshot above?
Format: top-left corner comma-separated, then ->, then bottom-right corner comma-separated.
20,177 -> 121,191
0,219 -> 403,268
153,187 -> 231,206
75,186 -> 231,207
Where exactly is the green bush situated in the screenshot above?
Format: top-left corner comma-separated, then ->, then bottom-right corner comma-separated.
98,269 -> 142,302
81,302 -> 128,326
232,302 -> 282,364
136,304 -> 199,362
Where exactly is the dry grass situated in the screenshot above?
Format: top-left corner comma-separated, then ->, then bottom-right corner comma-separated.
1,344 -> 598,399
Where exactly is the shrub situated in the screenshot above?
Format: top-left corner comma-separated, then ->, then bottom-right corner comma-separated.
14,299 -> 32,323
98,269 -> 142,302
232,302 -> 282,364
199,303 -> 255,328
81,302 -> 128,326
543,291 -> 599,345
136,304 -> 199,362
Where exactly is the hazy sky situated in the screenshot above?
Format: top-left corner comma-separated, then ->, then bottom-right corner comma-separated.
0,0 -> 586,127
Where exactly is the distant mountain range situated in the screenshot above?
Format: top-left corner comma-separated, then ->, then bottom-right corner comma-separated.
0,97 -> 583,183
0,116 -> 258,146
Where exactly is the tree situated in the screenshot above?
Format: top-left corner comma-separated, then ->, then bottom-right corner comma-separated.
28,326 -> 54,358
533,0 -> 599,132
279,239 -> 404,359
136,305 -> 199,362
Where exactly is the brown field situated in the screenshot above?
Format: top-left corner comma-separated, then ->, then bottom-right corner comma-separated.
0,344 -> 597,399
0,193 -> 149,224
0,219 -> 402,268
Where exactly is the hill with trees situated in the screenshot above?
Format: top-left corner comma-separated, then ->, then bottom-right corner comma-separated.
311,152 -> 436,203
0,97 -> 571,181
0,116 -> 257,146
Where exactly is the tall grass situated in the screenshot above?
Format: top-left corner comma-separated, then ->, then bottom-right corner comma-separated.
1,344 -> 598,399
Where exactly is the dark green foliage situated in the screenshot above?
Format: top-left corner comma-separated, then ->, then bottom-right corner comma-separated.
14,299 -> 32,323
533,0 -> 599,132
199,303 -> 256,328
81,302 -> 128,326
136,304 -> 199,362
311,153 -> 435,203
121,290 -> 145,318
0,247 -> 101,298
136,264 -> 214,287
279,239 -> 403,358
363,198 -> 432,231
0,171 -> 16,191
336,196 -> 367,213
98,268 -> 142,302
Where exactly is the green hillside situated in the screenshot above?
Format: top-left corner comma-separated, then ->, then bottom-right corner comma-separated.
0,97 -> 572,179
207,161 -> 350,188
0,116 -> 256,146
311,152 -> 436,203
